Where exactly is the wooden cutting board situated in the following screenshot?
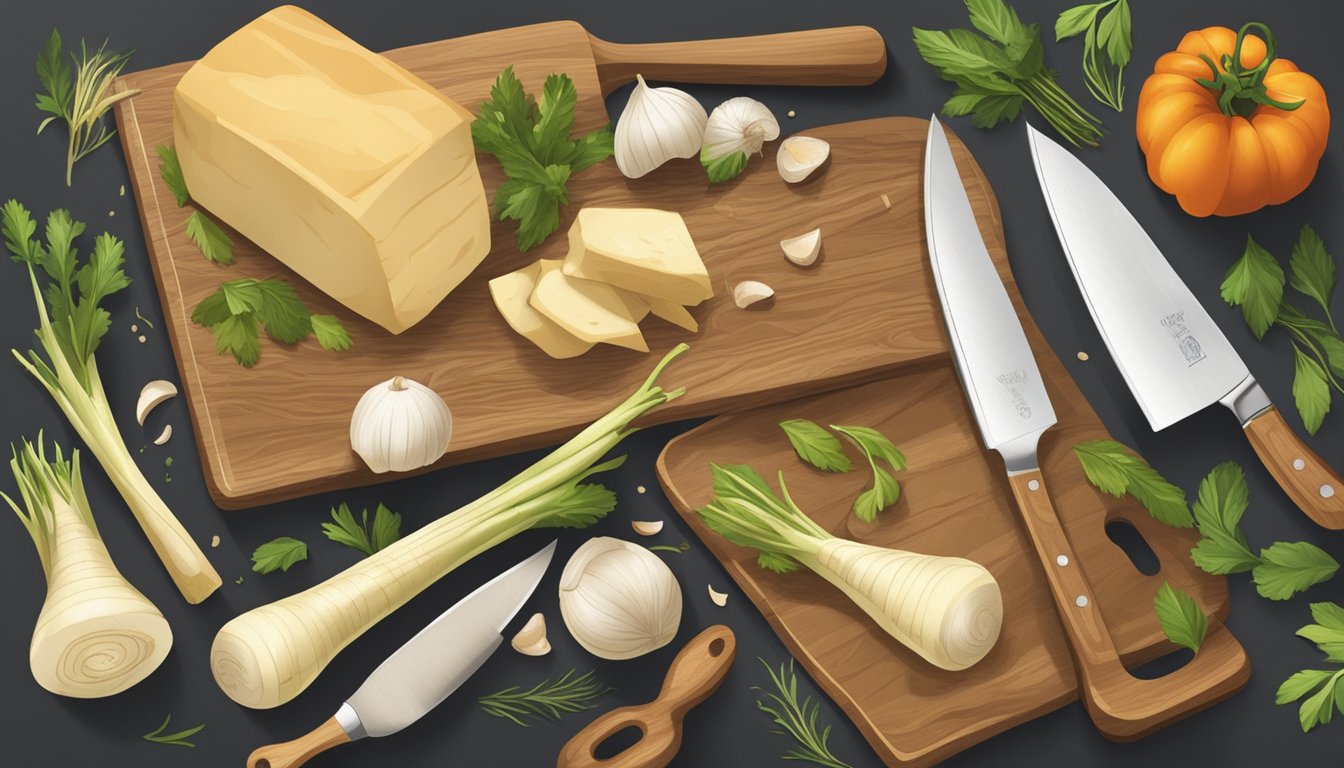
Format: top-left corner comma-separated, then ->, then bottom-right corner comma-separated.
111,20 -> 945,510
654,165 -> 1245,763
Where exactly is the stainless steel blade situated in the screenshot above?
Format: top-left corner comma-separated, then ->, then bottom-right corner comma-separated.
1027,124 -> 1264,431
341,541 -> 556,739
924,117 -> 1057,471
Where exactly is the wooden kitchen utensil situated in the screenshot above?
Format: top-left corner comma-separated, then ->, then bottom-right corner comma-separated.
557,625 -> 736,768
113,21 -> 901,509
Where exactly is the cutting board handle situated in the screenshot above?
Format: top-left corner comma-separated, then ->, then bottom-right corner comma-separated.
1008,471 -> 1251,741
557,625 -> 736,768
588,27 -> 886,96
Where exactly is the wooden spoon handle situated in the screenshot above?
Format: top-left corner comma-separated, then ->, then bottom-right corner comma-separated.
1242,406 -> 1344,529
588,27 -> 886,95
247,716 -> 351,768
557,625 -> 736,768
1008,470 -> 1250,741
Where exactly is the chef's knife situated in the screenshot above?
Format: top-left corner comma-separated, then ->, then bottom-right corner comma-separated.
246,541 -> 556,768
1028,125 -> 1343,529
925,117 -> 1248,741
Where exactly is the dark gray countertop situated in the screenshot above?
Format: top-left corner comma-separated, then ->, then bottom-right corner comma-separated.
0,1 -> 1340,765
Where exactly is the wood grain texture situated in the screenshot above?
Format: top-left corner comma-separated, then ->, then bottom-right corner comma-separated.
654,134 -> 1242,763
1007,471 -> 1250,742
247,716 -> 351,768
1243,406 -> 1344,529
588,26 -> 886,95
110,20 -> 921,509
557,625 -> 736,768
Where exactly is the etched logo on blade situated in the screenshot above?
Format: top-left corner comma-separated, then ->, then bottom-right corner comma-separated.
1161,311 -> 1206,366
997,369 -> 1033,418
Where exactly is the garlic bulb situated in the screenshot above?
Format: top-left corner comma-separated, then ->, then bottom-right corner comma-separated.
559,537 -> 682,660
349,375 -> 453,473
615,75 -> 708,179
701,97 -> 780,163
777,136 -> 830,183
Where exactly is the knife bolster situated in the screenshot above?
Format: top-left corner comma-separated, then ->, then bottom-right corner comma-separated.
1218,376 -> 1272,426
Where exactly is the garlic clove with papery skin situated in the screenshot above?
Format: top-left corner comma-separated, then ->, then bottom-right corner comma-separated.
136,380 -> 178,425
511,612 -> 551,656
733,280 -> 775,309
777,135 -> 831,183
780,228 -> 822,267
615,75 -> 708,179
349,375 -> 453,474
559,537 -> 682,660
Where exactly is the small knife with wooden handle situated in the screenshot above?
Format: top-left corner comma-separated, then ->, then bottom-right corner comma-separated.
1028,125 -> 1343,529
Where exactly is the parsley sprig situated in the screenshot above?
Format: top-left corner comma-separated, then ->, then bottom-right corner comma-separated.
1072,439 -> 1192,527
472,67 -> 613,251
1276,602 -> 1344,732
36,30 -> 139,186
913,0 -> 1104,147
157,145 -> 234,265
251,537 -> 308,574
777,420 -> 907,521
1154,581 -> 1207,653
1222,226 -> 1342,434
191,278 -> 351,367
1055,0 -> 1132,112
322,502 -> 401,556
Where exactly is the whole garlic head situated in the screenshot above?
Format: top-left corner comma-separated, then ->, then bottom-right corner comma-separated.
349,375 -> 453,473
559,537 -> 682,660
701,97 -> 780,162
615,75 -> 708,179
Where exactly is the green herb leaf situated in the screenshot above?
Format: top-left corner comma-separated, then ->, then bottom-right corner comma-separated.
1188,463 -> 1259,574
1097,0 -> 1132,68
1291,343 -> 1332,435
779,419 -> 852,473
142,713 -> 204,748
1072,439 -> 1192,527
754,658 -> 855,768
702,150 -> 748,183
967,0 -> 1031,47
310,314 -> 352,352
1154,581 -> 1207,653
1055,2 -> 1106,40
531,74 -> 578,164
184,211 -> 234,265
832,425 -> 906,522
758,551 -> 799,573
253,279 -> 312,344
1279,668 -> 1344,732
1289,224 -> 1336,318
34,34 -> 138,186
156,145 -> 189,207
211,314 -> 261,368
35,29 -> 72,123
1253,542 -> 1339,601
321,503 -> 401,557
1221,235 -> 1285,339
479,669 -> 611,726
251,536 -> 308,574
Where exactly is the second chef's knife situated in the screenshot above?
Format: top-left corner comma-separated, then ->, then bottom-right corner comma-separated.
924,117 -> 1248,741
247,541 -> 556,768
1028,125 -> 1343,529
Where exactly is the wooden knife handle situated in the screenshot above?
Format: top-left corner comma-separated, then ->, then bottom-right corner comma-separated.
557,625 -> 736,768
588,27 -> 886,95
247,716 -> 350,768
1008,470 -> 1250,741
1243,406 -> 1344,529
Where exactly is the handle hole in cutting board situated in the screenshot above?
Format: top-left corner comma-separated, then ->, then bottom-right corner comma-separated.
1127,648 -> 1195,678
594,725 -> 644,760
709,638 -> 726,656
1105,520 -> 1160,576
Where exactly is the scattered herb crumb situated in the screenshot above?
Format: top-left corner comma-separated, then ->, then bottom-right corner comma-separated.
164,456 -> 173,468
787,109 -> 797,118
131,323 -> 138,333
119,184 -> 125,196
210,535 -> 220,548
142,713 -> 204,748
1077,351 -> 1089,361
107,210 -> 115,218
234,576 -> 244,585
138,335 -> 146,344
637,485 -> 647,494
251,536 -> 308,574
135,306 -> 154,329
648,542 -> 690,554
478,669 -> 611,726
163,473 -> 171,483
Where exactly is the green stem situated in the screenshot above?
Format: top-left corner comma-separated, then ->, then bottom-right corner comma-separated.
1194,22 -> 1303,118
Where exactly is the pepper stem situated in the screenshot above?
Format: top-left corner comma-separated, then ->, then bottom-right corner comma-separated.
1193,22 -> 1304,118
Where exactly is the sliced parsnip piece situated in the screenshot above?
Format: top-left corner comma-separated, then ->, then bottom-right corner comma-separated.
489,262 -> 594,359
530,261 -> 648,352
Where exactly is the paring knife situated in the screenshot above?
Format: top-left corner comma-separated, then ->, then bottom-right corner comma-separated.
247,541 -> 556,768
1027,125 -> 1344,530
924,117 -> 1249,741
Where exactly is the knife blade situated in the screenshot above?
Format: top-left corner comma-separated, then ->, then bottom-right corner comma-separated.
925,117 -> 1248,741
1028,124 -> 1343,529
247,541 -> 556,768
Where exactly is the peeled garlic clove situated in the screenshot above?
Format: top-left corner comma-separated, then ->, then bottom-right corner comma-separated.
708,584 -> 728,607
350,375 -> 453,473
780,228 -> 822,267
777,135 -> 830,183
153,424 -> 173,446
511,612 -> 551,656
136,380 -> 178,425
559,537 -> 682,660
702,97 -> 780,162
631,520 -> 664,536
615,75 -> 708,179
733,280 -> 774,309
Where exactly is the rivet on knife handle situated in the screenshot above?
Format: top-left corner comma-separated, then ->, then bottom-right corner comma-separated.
557,625 -> 736,768
1242,406 -> 1344,529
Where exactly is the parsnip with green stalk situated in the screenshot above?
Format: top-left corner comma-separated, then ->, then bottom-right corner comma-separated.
4,437 -> 172,697
697,464 -> 1003,670
2,200 -> 220,603
211,345 -> 691,709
